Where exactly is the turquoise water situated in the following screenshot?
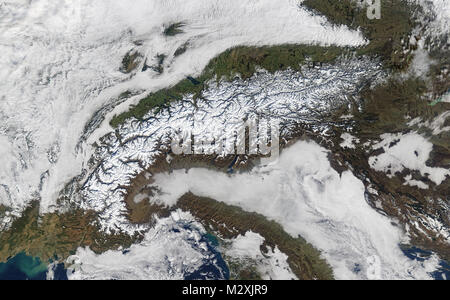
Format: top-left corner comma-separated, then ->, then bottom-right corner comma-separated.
0,253 -> 48,280
204,232 -> 220,247
430,89 -> 450,106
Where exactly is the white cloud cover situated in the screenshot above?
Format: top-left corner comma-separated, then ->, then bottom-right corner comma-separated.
224,231 -> 297,280
1,0 -> 447,280
80,58 -> 382,234
0,0 -> 366,218
417,0 -> 450,36
67,210 -> 227,280
65,212 -> 296,280
149,140 -> 442,279
340,132 -> 360,149
368,132 -> 450,186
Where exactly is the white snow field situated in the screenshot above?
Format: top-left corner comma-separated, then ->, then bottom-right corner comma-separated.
67,140 -> 444,280
0,0 -> 448,280
0,0 -> 365,222
80,57 -> 383,235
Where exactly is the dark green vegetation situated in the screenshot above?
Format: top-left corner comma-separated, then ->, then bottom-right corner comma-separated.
303,0 -> 449,99
177,193 -> 334,280
206,45 -> 347,81
0,202 -> 140,263
0,205 -> 9,218
109,0 -> 449,262
321,77 -> 450,259
429,50 -> 450,98
303,0 -> 418,69
110,45 -> 348,127
121,163 -> 333,279
153,54 -> 167,74
163,22 -> 185,36
110,76 -> 204,127
174,42 -> 189,57
111,0 -> 421,127
306,1 -> 450,255
141,54 -> 168,75
352,75 -> 449,137
1,0 -> 448,275
120,50 -> 141,73
356,77 -> 429,134
225,259 -> 263,280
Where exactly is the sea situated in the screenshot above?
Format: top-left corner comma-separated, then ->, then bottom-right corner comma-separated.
0,253 -> 67,280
